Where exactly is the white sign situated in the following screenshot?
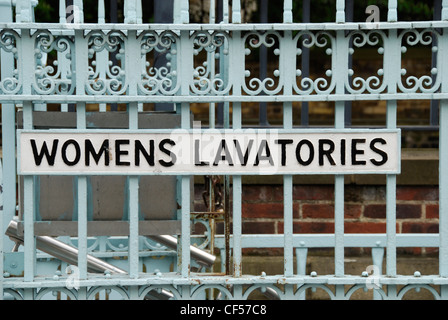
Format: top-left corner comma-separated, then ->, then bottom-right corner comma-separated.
18,129 -> 400,175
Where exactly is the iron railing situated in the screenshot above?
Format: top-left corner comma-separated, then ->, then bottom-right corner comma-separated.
0,0 -> 447,300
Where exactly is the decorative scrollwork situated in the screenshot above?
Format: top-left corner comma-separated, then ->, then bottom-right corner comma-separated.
86,30 -> 127,95
139,285 -> 181,300
398,28 -> 441,94
139,30 -> 180,95
293,31 -> 335,95
87,285 -> 130,300
32,30 -> 74,95
35,287 -> 77,300
243,31 -> 283,95
345,30 -> 387,94
191,30 -> 231,95
0,29 -> 21,94
295,283 -> 336,299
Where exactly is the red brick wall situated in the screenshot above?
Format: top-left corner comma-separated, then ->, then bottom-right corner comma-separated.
194,184 -> 439,255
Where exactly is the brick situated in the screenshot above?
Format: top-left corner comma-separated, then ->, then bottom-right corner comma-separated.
346,186 -> 386,202
242,185 -> 274,202
396,186 -> 439,201
242,202 -> 284,218
242,221 -> 276,234
345,222 -> 388,233
302,204 -> 334,219
302,203 -> 361,219
426,204 -> 439,219
364,204 -> 386,219
293,185 -> 334,200
290,222 -> 334,234
402,222 -> 439,233
345,204 -> 362,219
396,204 -> 422,219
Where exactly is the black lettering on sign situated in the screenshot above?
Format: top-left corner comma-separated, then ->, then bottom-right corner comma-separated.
159,139 -> 176,167
61,139 -> 81,166
85,139 -> 109,166
135,140 -> 155,166
30,139 -> 59,166
319,139 -> 336,166
370,138 -> 388,166
340,139 -> 346,166
233,139 -> 253,166
254,140 -> 274,166
351,139 -> 366,165
115,139 -> 130,166
194,139 -> 209,166
296,139 -> 314,166
214,140 -> 234,166
275,139 -> 293,166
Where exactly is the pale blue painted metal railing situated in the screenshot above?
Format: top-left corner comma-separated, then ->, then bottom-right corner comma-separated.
0,0 -> 448,300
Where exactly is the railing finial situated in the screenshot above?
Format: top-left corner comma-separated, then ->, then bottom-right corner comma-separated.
388,0 -> 398,22
336,0 -> 345,23
443,0 -> 448,20
232,0 -> 241,23
283,0 -> 293,23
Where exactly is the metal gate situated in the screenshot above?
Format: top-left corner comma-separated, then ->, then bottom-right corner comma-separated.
1,0 -> 448,300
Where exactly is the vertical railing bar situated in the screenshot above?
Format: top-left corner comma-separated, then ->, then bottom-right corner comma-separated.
232,0 -> 241,23
296,247 -> 308,300
259,0 -> 268,126
73,0 -> 84,23
128,22 -> 141,279
385,8 -> 399,281
208,0 -> 216,128
443,0 -> 448,20
73,19 -> 88,299
23,104 -> 35,284
127,21 -> 140,279
333,27 -> 347,282
59,0 -> 69,112
97,0 -> 107,112
282,14 -> 294,277
335,0 -> 345,23
301,0 -> 310,127
66,0 -> 75,111
210,0 -> 215,24
231,25 -> 244,277
180,0 -> 189,24
20,9 -> 36,289
59,0 -> 66,23
215,0 -> 224,126
334,172 -> 345,277
136,0 -> 142,24
124,0 -> 137,24
181,175 -> 191,278
371,247 -> 384,300
98,0 -> 105,23
345,0 -> 353,127
220,0 -> 232,276
109,0 -> 118,111
388,0 -> 398,23
283,174 -> 293,277
178,4 -> 191,276
283,0 -> 293,23
223,0 -> 229,24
